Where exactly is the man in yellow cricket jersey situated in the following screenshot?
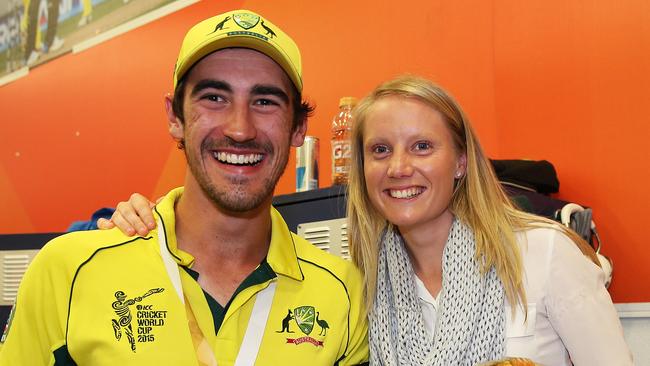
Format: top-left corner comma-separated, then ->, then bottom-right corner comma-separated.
0,9 -> 368,366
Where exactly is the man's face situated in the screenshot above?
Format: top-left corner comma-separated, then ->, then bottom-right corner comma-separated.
169,48 -> 306,212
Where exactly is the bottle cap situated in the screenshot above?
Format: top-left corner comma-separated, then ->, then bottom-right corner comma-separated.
339,97 -> 358,107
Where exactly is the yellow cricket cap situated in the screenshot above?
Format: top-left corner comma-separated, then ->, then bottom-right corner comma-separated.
173,9 -> 303,91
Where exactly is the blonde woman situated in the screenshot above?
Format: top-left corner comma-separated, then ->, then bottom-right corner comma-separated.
100,76 -> 632,365
347,76 -> 631,365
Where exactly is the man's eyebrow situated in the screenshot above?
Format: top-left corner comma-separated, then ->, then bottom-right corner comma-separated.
191,80 -> 232,96
252,85 -> 290,104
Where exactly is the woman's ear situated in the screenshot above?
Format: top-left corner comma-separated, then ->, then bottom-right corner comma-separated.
165,93 -> 184,143
455,153 -> 467,178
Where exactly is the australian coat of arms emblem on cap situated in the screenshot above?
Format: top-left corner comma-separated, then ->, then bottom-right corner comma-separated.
233,13 -> 260,30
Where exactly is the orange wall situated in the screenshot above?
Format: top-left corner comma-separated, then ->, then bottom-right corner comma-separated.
0,0 -> 648,302
491,1 -> 650,303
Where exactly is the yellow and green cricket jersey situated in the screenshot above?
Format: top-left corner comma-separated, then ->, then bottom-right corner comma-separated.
0,188 -> 368,365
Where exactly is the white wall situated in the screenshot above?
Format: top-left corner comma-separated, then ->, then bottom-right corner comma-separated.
616,303 -> 650,365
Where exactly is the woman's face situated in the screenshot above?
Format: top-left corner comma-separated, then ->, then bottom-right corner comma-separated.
362,96 -> 466,232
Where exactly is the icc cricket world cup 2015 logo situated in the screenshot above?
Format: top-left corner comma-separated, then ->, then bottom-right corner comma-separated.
111,288 -> 164,352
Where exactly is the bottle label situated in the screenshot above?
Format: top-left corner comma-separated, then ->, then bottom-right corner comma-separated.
332,140 -> 351,160
332,140 -> 351,184
334,166 -> 349,174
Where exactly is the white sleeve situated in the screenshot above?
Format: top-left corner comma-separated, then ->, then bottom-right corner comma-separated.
544,229 -> 633,365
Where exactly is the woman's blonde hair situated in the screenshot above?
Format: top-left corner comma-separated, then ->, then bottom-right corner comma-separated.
347,75 -> 598,310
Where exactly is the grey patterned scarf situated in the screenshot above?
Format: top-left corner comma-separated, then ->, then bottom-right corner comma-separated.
369,218 -> 506,366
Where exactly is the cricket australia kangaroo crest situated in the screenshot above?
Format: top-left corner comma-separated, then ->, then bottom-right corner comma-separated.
276,305 -> 330,347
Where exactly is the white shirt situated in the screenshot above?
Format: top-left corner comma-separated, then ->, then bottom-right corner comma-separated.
416,226 -> 633,366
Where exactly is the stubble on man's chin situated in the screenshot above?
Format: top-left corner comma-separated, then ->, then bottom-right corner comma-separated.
204,178 -> 274,213
184,139 -> 289,213
188,160 -> 270,213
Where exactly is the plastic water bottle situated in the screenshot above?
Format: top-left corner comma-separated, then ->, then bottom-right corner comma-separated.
331,97 -> 357,185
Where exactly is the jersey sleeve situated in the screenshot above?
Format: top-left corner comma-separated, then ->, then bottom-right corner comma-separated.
544,230 -> 632,365
0,241 -> 71,365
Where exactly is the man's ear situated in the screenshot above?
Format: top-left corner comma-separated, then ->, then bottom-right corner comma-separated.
290,118 -> 308,148
165,93 -> 184,142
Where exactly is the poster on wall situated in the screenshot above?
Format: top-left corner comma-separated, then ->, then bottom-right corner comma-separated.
0,0 -> 181,80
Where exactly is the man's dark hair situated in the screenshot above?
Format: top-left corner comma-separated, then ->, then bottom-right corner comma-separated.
171,71 -> 314,135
